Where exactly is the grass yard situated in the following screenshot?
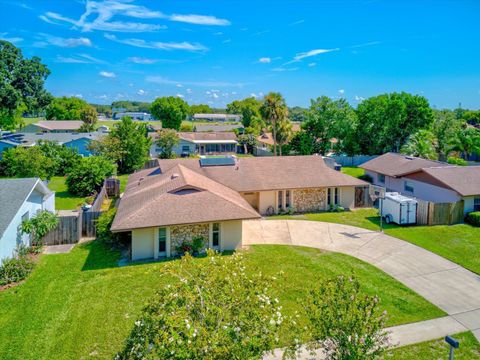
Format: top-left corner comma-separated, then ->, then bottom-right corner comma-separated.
274,208 -> 480,274
0,242 -> 444,359
47,176 -> 85,210
341,165 -> 365,178
385,331 -> 480,359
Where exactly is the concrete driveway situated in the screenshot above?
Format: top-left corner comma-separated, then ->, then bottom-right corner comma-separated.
243,219 -> 480,341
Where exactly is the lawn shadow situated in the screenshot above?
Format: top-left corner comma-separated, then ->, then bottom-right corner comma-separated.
366,216 -> 402,231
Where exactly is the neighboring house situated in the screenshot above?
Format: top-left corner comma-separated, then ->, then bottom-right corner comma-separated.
21,121 -> 84,133
256,122 -> 302,150
0,131 -> 106,157
193,113 -> 242,122
112,155 -> 368,260
113,112 -> 151,121
193,124 -> 244,133
0,178 -> 55,261
360,153 -> 480,214
151,131 -> 238,157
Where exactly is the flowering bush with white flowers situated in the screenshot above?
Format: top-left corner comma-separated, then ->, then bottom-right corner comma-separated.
302,275 -> 388,360
116,250 -> 284,360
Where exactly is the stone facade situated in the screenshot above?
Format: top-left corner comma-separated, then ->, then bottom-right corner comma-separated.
170,223 -> 210,254
293,188 -> 327,213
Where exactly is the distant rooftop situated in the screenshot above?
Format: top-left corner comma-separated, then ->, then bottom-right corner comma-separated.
193,113 -> 241,121
31,121 -> 84,131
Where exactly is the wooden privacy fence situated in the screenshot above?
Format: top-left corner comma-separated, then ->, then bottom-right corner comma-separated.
82,211 -> 102,237
42,210 -> 82,245
416,199 -> 464,226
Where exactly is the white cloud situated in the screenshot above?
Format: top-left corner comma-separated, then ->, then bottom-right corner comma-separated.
308,62 -> 316,67
96,94 -> 108,100
222,39 -> 231,44
355,95 -> 365,102
293,48 -> 339,61
212,93 -> 219,99
272,67 -> 298,72
128,57 -> 157,64
105,34 -> 207,51
73,94 -> 83,98
176,93 -> 184,98
137,89 -> 146,95
40,1 -> 230,33
169,14 -> 230,26
176,84 -> 183,88
259,57 -> 271,63
186,88 -> 192,94
34,33 -> 92,48
338,89 -> 345,95
350,41 -> 381,49
214,32 -> 223,36
99,71 -> 116,78
56,53 -> 106,64
0,32 -> 23,43
288,19 -> 305,26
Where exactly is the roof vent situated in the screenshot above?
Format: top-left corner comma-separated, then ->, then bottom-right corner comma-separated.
405,156 -> 414,160
137,177 -> 144,186
171,173 -> 180,180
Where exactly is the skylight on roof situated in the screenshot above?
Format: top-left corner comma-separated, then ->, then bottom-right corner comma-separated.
199,156 -> 236,167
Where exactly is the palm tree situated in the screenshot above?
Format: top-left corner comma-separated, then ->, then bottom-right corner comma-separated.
400,129 -> 437,160
259,92 -> 288,156
449,127 -> 480,160
273,118 -> 293,156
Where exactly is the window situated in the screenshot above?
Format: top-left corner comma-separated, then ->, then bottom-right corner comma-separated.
158,227 -> 167,253
378,174 -> 385,183
474,197 -> 480,212
278,191 -> 284,210
21,211 -> 29,223
327,188 -> 332,205
404,181 -> 414,193
334,188 -> 339,205
212,223 -> 220,247
285,190 -> 291,208
182,145 -> 190,152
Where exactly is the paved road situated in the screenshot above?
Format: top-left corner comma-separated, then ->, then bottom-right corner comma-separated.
243,219 -> 480,351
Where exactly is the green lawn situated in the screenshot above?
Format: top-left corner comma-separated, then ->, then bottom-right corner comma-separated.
47,176 -> 85,210
385,331 -> 480,359
274,208 -> 480,274
341,166 -> 365,178
0,242 -> 444,359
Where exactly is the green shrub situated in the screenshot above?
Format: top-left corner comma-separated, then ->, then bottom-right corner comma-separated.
466,212 -> 480,227
96,208 -> 118,244
191,236 -> 205,254
20,210 -> 59,246
359,174 -> 373,183
447,156 -> 468,166
0,256 -> 35,286
329,205 -> 345,212
175,236 -> 205,256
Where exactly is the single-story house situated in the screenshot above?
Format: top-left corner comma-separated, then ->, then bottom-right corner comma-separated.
151,131 -> 238,157
112,155 -> 368,260
256,123 -> 302,150
0,178 -> 55,261
113,112 -> 151,121
193,113 -> 242,122
21,120 -> 84,133
193,124 -> 244,133
360,153 -> 480,214
0,131 -> 106,157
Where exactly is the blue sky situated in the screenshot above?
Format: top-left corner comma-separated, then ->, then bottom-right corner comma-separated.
1,0 -> 479,109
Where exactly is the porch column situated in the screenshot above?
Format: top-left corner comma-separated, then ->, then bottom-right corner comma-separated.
153,228 -> 159,260
166,227 -> 171,257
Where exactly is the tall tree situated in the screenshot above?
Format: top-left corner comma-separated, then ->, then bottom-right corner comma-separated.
356,92 -> 434,155
45,96 -> 91,120
156,129 -> 179,159
431,110 -> 461,160
189,103 -> 212,115
90,116 -> 151,174
299,96 -> 357,156
0,146 -> 55,179
227,97 -> 261,128
400,129 -> 438,160
449,127 -> 480,160
259,92 -> 288,156
0,40 -> 52,129
79,106 -> 98,132
273,118 -> 293,156
150,96 -> 189,130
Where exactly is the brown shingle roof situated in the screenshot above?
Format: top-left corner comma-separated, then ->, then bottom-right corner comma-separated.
178,131 -> 237,142
406,166 -> 480,196
111,164 -> 260,231
35,121 -> 84,131
360,152 -> 452,177
156,155 -> 368,192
